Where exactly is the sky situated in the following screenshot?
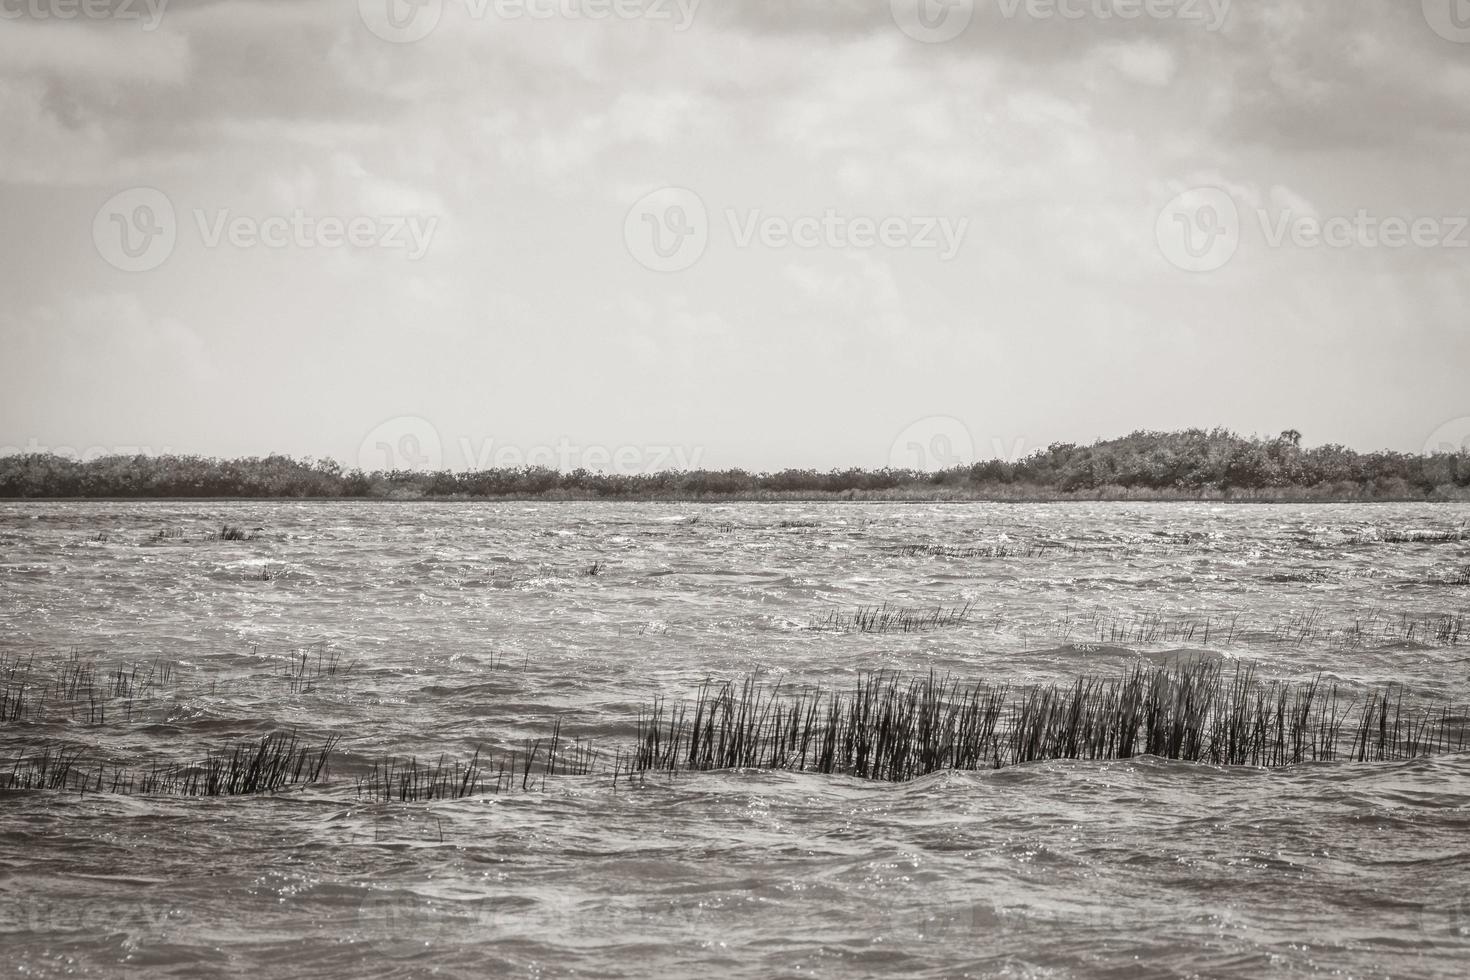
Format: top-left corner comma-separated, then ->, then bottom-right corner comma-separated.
1,0 -> 1468,473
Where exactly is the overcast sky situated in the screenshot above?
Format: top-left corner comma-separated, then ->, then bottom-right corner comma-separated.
1,0 -> 1467,472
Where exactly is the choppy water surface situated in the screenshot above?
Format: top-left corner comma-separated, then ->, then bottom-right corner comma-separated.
2,501 -> 1468,979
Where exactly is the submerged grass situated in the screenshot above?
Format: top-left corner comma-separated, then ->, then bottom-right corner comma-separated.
0,652 -> 176,726
629,662 -> 1468,782
810,601 -> 975,634
2,730 -> 338,796
268,641 -> 351,695
355,721 -> 603,803
1055,608 -> 1468,650
4,661 -> 1465,801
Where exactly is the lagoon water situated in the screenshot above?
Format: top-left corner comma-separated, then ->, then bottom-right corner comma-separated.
1,501 -> 1468,979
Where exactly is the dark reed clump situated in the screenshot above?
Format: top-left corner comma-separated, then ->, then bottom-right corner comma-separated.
217,525 -> 256,542
355,721 -> 602,803
3,730 -> 338,796
628,663 -> 1468,783
810,601 -> 974,634
135,730 -> 338,796
1,742 -> 89,791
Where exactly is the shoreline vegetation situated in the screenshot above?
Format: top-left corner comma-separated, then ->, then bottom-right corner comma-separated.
2,429 -> 1468,502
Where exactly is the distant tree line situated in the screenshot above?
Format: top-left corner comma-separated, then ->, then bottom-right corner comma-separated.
1,429 -> 1467,500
